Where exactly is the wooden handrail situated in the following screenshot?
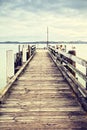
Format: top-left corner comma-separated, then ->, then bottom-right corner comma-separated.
48,45 -> 87,96
48,45 -> 87,111
48,45 -> 87,67
0,46 -> 36,103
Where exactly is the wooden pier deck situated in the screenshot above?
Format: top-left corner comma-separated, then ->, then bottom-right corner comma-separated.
0,50 -> 87,130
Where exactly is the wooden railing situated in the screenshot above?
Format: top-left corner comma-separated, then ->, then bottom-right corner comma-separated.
14,45 -> 36,73
48,45 -> 87,111
0,45 -> 36,103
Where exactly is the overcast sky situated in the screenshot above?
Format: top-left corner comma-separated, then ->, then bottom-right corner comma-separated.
0,0 -> 87,42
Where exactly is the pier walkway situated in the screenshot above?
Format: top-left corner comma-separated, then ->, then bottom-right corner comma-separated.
0,50 -> 87,129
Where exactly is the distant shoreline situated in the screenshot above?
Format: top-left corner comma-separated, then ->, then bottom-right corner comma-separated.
0,41 -> 87,44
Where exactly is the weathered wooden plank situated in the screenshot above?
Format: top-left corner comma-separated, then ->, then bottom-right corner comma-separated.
0,50 -> 87,130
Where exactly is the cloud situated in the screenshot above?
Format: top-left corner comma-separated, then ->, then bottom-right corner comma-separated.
1,0 -> 87,16
0,0 -> 87,41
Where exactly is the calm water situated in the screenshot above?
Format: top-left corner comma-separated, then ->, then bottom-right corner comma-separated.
0,44 -> 87,91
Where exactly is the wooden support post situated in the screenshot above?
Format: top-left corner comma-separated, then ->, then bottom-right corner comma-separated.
28,45 -> 31,57
18,45 -> 20,53
6,50 -> 14,82
23,47 -> 27,63
86,67 -> 87,89
68,50 -> 76,77
0,50 -> 7,89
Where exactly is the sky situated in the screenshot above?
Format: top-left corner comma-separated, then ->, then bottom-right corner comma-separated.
0,0 -> 87,42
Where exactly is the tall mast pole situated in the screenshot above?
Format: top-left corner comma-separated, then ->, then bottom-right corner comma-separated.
47,27 -> 48,47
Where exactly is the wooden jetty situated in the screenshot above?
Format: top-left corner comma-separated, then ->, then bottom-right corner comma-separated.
0,49 -> 87,129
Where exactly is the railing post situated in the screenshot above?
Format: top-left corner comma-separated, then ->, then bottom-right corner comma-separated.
0,50 -> 7,88
60,54 -> 63,64
86,67 -> 87,89
28,45 -> 31,58
18,45 -> 20,53
22,47 -> 27,63
31,45 -> 36,56
67,50 -> 76,77
6,50 -> 14,82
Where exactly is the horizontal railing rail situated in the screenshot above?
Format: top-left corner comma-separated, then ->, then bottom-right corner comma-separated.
48,45 -> 87,111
